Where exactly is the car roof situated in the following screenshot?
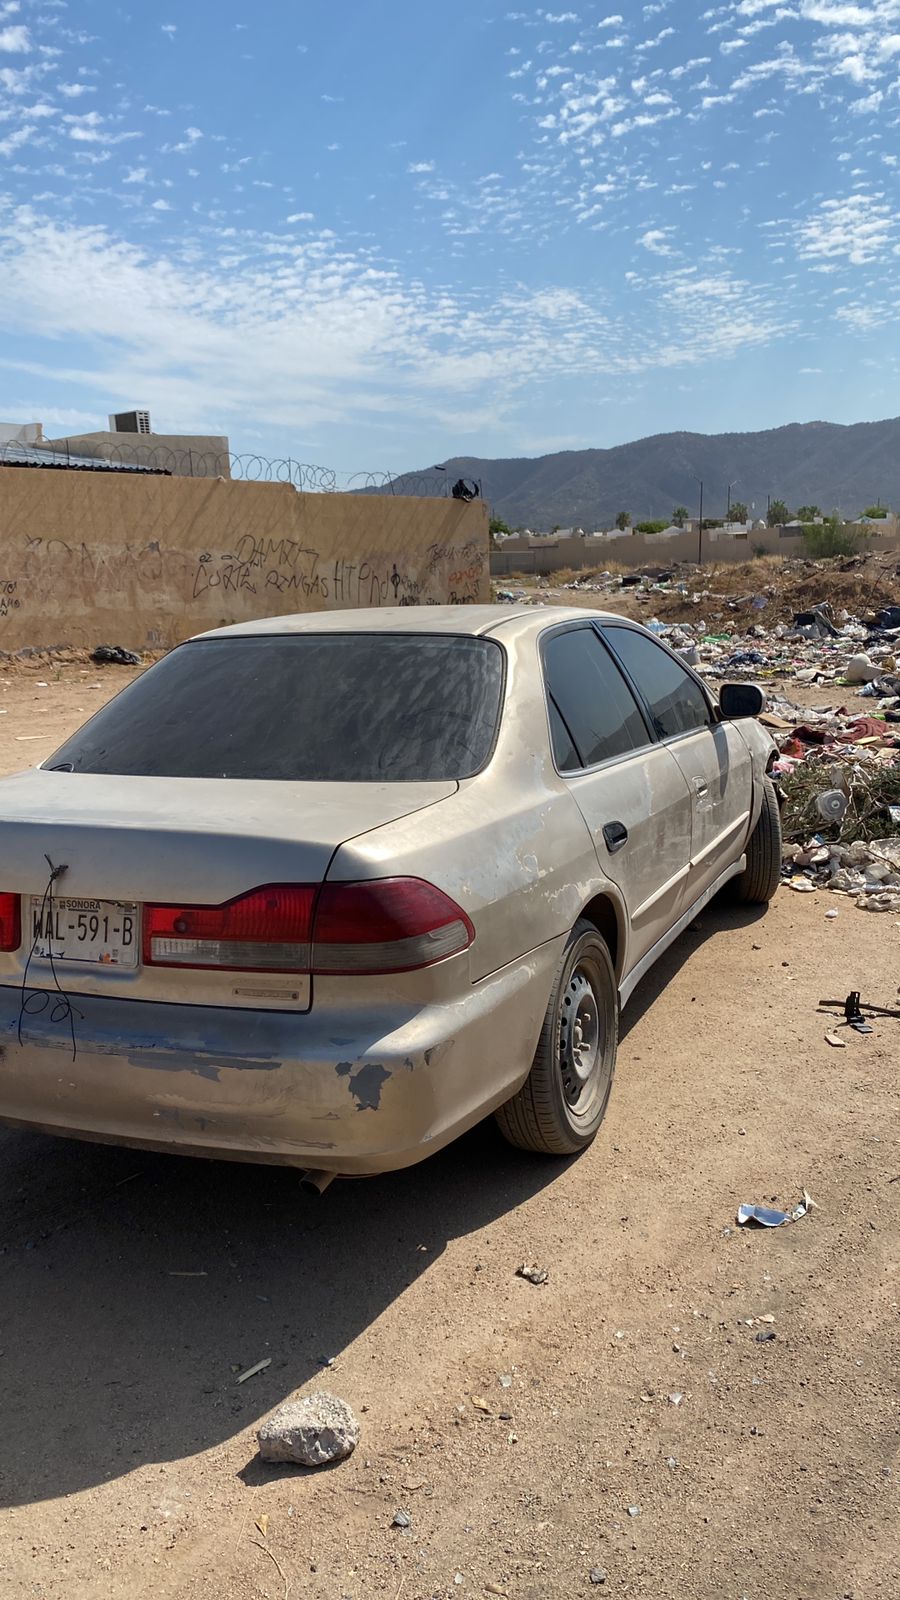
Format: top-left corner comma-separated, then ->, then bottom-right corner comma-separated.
196,605 -> 627,642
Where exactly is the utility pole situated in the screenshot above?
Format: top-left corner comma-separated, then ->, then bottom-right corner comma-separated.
697,479 -> 704,565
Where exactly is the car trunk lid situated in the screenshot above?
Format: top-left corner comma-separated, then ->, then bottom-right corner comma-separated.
0,769 -> 456,1010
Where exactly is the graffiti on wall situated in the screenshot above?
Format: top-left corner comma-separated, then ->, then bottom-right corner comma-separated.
21,536 -> 167,592
0,581 -> 21,619
189,532 -> 484,608
0,534 -> 483,618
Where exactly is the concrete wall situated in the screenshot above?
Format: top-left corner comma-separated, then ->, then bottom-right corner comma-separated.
0,468 -> 490,652
492,523 -> 900,577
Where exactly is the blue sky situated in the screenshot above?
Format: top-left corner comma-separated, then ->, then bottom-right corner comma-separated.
2,1 -> 900,476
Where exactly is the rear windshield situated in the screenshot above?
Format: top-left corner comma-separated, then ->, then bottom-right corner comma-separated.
48,634 -> 505,782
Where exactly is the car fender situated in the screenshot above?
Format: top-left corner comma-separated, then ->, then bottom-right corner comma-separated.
734,720 -> 778,832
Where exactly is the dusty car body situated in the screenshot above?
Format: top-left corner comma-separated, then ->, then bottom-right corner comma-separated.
0,606 -> 777,1177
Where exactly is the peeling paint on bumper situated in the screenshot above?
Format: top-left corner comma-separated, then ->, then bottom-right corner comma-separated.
0,940 -> 562,1174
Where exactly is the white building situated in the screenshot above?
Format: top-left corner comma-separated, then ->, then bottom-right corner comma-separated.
0,421 -> 43,446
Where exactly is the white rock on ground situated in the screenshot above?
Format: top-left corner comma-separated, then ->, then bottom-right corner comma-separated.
256,1390 -> 361,1466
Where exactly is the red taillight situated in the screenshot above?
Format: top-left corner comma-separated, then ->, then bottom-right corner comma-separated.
313,878 -> 474,974
0,892 -> 20,952
143,879 -> 473,975
144,885 -> 314,972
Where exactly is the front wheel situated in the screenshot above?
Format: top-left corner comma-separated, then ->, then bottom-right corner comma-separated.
733,775 -> 782,904
495,920 -> 618,1156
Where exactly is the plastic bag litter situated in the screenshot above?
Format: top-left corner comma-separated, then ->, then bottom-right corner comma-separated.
845,654 -> 880,685
830,867 -> 866,893
737,1191 -> 816,1228
859,892 -> 900,912
91,644 -> 142,666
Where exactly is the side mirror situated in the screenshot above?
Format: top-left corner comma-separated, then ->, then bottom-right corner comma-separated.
719,682 -> 765,719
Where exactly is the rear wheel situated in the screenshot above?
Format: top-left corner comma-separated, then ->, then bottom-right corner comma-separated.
495,920 -> 617,1156
733,775 -> 782,904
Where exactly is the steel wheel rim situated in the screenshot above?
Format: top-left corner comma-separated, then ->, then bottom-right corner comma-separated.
558,955 -> 608,1116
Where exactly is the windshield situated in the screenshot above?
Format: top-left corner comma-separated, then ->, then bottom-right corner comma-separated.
48,633 -> 505,782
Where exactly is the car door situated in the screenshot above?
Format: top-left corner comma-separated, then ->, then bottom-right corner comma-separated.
601,624 -> 753,906
541,623 -> 695,971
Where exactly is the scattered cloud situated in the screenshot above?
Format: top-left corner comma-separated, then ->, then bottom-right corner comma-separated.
795,193 -> 895,266
0,23 -> 29,51
639,226 -> 675,254
1,0 -> 898,460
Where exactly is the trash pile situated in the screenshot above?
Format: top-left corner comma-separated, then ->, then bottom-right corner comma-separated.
641,600 -> 900,695
635,601 -> 900,913
494,558 -> 900,908
765,692 -> 900,914
496,564 -> 900,912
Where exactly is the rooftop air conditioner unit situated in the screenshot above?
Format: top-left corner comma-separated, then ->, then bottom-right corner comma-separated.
108,409 -> 151,435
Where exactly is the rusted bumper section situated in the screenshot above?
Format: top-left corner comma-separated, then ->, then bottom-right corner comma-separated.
0,943 -> 560,1174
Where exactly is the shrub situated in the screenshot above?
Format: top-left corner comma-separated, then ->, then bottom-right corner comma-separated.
801,518 -> 868,558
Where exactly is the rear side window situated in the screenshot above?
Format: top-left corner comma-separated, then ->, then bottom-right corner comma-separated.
48,634 -> 504,782
542,627 -> 650,772
603,626 -> 711,740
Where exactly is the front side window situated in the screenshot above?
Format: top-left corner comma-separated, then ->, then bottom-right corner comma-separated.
542,626 -> 650,772
603,627 -> 711,741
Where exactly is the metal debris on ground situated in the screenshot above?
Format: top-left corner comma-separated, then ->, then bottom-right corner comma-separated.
516,1263 -> 549,1285
819,991 -> 900,1034
737,1190 -> 816,1228
391,1509 -> 411,1529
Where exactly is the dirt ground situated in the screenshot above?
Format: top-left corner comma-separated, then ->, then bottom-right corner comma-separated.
1,660 -> 899,1600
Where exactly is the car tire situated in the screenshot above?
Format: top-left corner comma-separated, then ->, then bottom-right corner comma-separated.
495,919 -> 618,1157
732,775 -> 782,904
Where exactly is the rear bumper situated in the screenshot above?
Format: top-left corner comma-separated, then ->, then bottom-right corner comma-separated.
0,942 -> 561,1174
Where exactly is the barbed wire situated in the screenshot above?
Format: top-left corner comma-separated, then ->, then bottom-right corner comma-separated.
0,439 -> 467,499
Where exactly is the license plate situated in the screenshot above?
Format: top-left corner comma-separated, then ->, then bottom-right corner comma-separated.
30,898 -> 140,969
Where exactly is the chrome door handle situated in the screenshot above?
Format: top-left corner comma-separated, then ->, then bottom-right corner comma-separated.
692,778 -> 709,799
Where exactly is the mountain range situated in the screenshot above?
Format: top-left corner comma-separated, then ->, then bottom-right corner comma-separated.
384,418 -> 900,531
